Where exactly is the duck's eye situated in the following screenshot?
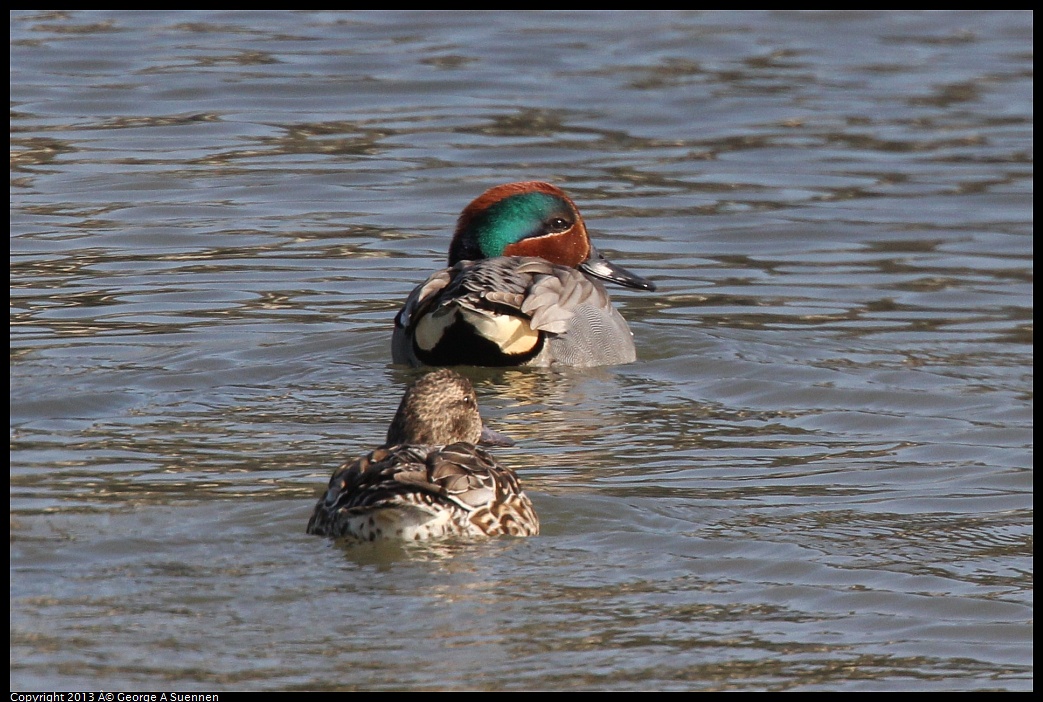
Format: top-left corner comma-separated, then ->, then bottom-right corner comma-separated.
546,217 -> 571,233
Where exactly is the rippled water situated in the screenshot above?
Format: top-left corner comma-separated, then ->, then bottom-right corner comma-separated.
10,10 -> 1032,691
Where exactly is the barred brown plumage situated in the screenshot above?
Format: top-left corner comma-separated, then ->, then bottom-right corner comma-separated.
306,369 -> 538,541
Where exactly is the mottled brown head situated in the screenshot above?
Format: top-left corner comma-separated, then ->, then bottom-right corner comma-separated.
385,369 -> 485,446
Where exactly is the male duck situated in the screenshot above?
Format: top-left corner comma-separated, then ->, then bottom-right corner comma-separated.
392,181 -> 656,368
306,369 -> 539,541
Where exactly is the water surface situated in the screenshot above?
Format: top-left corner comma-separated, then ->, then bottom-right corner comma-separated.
10,10 -> 1033,691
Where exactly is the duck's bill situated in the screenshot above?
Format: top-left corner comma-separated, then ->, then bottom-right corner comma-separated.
580,246 -> 657,291
479,425 -> 515,447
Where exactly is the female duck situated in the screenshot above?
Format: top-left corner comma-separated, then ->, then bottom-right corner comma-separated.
306,369 -> 539,541
393,181 -> 656,368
